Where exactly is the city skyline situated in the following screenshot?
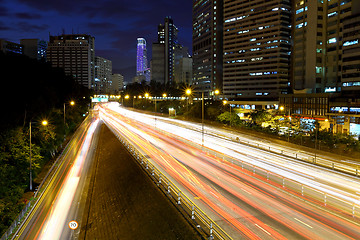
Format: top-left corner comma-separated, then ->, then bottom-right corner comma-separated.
0,0 -> 192,82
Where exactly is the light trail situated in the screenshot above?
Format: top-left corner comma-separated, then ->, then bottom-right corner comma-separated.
105,103 -> 360,206
99,104 -> 360,239
33,119 -> 99,240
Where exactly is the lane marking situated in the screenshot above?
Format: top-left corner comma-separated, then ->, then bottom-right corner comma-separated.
241,188 -> 252,195
294,218 -> 313,229
255,224 -> 271,235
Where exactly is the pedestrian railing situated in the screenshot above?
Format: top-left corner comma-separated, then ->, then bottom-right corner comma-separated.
0,202 -> 31,240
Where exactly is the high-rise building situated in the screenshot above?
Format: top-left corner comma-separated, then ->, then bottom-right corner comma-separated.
192,0 -> 223,96
223,0 -> 291,100
151,17 -> 179,85
20,39 -> 47,61
174,44 -> 193,85
47,34 -> 95,89
110,73 -> 124,94
95,56 -> 112,94
136,38 -> 150,83
151,42 -> 165,83
341,5 -> 360,94
292,0 -> 356,93
0,39 -> 23,55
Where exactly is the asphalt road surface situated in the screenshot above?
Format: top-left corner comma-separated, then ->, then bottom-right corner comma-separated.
98,103 -> 360,240
79,123 -> 202,240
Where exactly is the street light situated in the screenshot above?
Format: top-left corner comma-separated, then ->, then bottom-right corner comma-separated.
223,100 -> 232,127
280,106 -> 291,142
214,89 -> 220,100
201,91 -> 205,146
29,120 -> 48,191
123,94 -> 129,107
64,100 -> 75,126
185,88 -> 191,115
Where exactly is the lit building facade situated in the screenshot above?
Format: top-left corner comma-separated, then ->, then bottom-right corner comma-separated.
20,39 -> 47,61
223,0 -> 291,100
110,73 -> 124,94
136,38 -> 150,83
95,56 -> 112,94
162,17 -> 178,85
342,11 -> 360,94
292,0 -> 357,93
151,17 -> 180,86
193,0 -> 223,96
0,39 -> 23,55
47,34 -> 95,89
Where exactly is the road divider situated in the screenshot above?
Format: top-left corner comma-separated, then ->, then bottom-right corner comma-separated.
104,121 -> 233,240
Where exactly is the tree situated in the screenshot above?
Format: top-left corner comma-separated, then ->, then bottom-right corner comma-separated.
217,111 -> 242,126
249,109 -> 272,126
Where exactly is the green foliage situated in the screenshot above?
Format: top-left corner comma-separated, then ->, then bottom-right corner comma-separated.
0,52 -> 90,236
217,111 -> 242,126
249,109 -> 272,126
0,128 -> 42,198
207,106 -> 222,121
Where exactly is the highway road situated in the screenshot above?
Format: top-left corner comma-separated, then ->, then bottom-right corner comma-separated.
13,115 -> 100,240
99,103 -> 360,240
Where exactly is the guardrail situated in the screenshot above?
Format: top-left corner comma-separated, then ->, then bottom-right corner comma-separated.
152,118 -> 360,177
105,122 -> 233,240
171,131 -> 360,220
230,136 -> 360,177
104,111 -> 359,227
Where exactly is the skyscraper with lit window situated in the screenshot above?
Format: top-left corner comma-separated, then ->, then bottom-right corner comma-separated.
136,38 -> 150,83
292,0 -> 357,93
342,10 -> 360,94
151,17 -> 179,85
95,56 -> 112,94
192,0 -> 223,96
223,0 -> 291,100
47,34 -> 95,89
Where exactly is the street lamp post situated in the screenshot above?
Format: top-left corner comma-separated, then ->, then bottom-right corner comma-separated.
124,94 -> 129,107
202,92 -> 204,146
201,90 -> 219,146
280,106 -> 291,142
185,89 -> 191,118
64,101 -> 75,126
29,120 -> 48,190
223,100 -> 232,126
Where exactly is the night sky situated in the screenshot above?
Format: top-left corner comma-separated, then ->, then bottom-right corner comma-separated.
0,0 -> 193,82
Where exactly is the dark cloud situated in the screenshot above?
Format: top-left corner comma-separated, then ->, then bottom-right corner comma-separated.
16,22 -> 49,32
15,12 -> 42,19
0,25 -> 11,31
87,22 -> 118,35
0,6 -> 8,16
16,0 -> 89,14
